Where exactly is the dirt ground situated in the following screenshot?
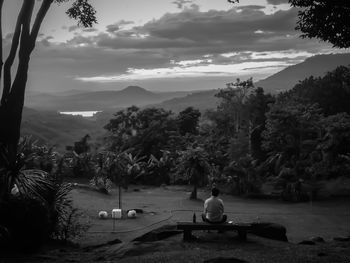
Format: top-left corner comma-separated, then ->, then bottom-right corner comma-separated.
72,185 -> 350,245
2,184 -> 350,262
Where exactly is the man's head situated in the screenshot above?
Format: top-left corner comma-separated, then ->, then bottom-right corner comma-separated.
211,187 -> 220,197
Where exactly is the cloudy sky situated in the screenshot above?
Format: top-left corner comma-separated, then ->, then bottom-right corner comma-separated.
2,0 -> 346,93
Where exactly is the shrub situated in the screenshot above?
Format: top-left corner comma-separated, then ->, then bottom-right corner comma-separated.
0,138 -> 84,251
90,175 -> 112,194
52,207 -> 90,243
0,197 -> 51,252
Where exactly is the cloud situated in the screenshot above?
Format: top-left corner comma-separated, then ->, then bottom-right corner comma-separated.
266,0 -> 289,5
30,42 -> 171,77
40,36 -> 54,47
82,28 -> 98,33
74,5 -> 316,59
138,6 -> 296,46
106,24 -> 120,33
106,20 -> 134,33
172,0 -> 194,9
68,25 -> 79,32
27,4 -> 334,92
77,60 -> 293,82
116,20 -> 135,27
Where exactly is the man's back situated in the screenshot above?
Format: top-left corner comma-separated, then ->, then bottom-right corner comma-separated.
204,196 -> 224,222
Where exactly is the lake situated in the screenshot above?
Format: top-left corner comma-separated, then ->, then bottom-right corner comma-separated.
59,111 -> 101,117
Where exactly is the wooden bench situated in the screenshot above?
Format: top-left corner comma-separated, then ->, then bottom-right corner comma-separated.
177,222 -> 252,241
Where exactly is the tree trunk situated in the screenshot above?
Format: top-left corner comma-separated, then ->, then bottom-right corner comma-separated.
0,55 -> 30,155
118,185 -> 122,209
248,120 -> 252,155
0,0 -> 50,163
0,0 -> 4,85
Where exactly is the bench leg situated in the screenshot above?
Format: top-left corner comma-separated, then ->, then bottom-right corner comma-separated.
183,230 -> 192,241
238,230 -> 247,241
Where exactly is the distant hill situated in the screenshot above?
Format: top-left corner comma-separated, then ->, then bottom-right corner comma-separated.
21,107 -> 107,151
150,90 -> 219,113
256,53 -> 350,93
25,86 -> 191,111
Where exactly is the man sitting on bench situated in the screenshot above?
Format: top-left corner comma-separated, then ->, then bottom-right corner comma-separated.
202,187 -> 227,224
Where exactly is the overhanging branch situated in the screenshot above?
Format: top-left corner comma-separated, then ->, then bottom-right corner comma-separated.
29,0 -> 53,52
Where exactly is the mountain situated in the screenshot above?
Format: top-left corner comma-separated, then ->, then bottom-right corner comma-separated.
152,53 -> 350,112
256,53 -> 350,93
25,86 -> 191,111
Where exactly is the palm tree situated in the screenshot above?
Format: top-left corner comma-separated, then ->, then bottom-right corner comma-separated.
179,146 -> 211,199
0,137 -> 55,201
113,152 -> 143,209
0,137 -> 72,249
92,151 -> 143,209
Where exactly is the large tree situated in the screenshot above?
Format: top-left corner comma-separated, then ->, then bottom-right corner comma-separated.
0,0 -> 97,164
105,107 -> 178,159
214,78 -> 254,136
246,87 -> 274,160
177,107 -> 201,136
290,0 -> 350,48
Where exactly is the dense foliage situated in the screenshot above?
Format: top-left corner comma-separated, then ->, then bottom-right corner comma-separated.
261,67 -> 350,200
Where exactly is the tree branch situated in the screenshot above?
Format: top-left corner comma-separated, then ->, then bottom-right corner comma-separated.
0,0 -> 4,90
29,0 -> 53,52
18,0 -> 35,59
9,0 -> 34,93
2,0 -> 35,145
1,0 -> 28,105
5,0 -> 34,101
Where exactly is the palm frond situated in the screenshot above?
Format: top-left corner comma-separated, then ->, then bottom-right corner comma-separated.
51,183 -> 73,221
15,169 -> 55,203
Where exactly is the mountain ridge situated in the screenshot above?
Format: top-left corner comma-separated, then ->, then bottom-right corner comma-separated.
256,53 -> 350,93
152,53 -> 350,112
25,86 -> 191,111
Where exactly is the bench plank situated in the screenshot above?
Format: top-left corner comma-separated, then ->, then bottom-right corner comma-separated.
177,222 -> 252,241
177,222 -> 251,230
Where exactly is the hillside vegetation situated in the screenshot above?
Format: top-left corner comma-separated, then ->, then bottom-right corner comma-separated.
21,107 -> 106,151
